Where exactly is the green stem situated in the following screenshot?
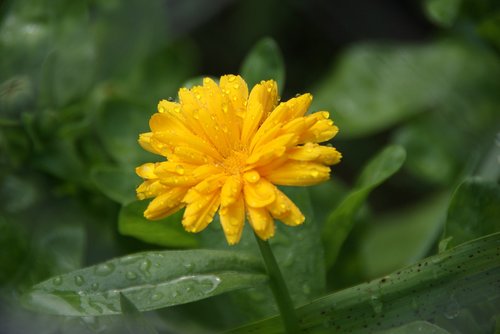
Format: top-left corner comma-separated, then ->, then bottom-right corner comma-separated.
254,233 -> 300,333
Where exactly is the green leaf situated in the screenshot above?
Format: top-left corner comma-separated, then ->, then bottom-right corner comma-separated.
22,250 -> 267,316
96,98 -> 155,167
359,193 -> 449,278
240,37 -> 285,92
312,40 -> 500,138
443,177 -> 500,249
91,165 -> 139,204
119,293 -> 159,334
227,232 -> 500,333
424,0 -> 462,27
377,321 -> 451,334
323,145 -> 406,268
118,201 -> 199,248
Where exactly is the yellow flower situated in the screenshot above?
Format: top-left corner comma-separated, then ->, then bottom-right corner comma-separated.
136,75 -> 341,245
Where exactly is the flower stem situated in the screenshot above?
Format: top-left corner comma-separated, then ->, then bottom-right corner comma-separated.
254,233 -> 300,333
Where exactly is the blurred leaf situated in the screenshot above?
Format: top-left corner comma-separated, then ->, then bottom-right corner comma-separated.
119,293 -> 159,334
119,201 -> 199,248
240,37 -> 285,92
323,145 -> 406,268
478,12 -> 500,50
424,0 -> 462,27
228,232 -> 500,333
443,177 -> 500,249
309,180 -> 347,228
23,250 -> 267,316
0,217 -> 29,284
377,321 -> 451,334
91,165 -> 139,205
359,193 -> 449,278
313,40 -> 500,138
96,98 -> 154,167
92,0 -> 170,80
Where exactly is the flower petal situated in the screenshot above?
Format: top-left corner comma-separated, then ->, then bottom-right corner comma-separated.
287,143 -> 342,165
182,190 -> 220,232
221,175 -> 243,207
136,180 -> 168,200
264,161 -> 331,186
251,93 -> 312,148
299,112 -> 339,143
267,189 -> 305,226
144,187 -> 187,220
243,178 -> 277,208
219,195 -> 245,245
241,80 -> 278,145
247,206 -> 275,240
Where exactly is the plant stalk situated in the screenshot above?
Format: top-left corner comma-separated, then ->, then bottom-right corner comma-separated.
254,233 -> 300,333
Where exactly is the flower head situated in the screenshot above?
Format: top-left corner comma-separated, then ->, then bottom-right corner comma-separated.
136,75 -> 341,244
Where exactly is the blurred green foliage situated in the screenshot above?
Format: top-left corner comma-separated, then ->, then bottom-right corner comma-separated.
1,0 -> 499,333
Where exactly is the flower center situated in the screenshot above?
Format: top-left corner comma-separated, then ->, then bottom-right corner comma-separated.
221,150 -> 247,175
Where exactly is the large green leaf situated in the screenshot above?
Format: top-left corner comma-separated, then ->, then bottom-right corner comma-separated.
312,40 -> 500,138
119,293 -> 159,334
118,200 -> 199,248
359,193 -> 449,278
240,37 -> 285,92
323,145 -> 406,268
377,321 -> 451,334
443,177 -> 500,249
227,232 -> 500,333
22,250 -> 266,316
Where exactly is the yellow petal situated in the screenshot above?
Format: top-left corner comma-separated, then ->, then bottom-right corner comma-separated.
219,195 -> 245,245
267,189 -> 305,226
136,180 -> 167,200
219,75 -> 248,118
243,178 -> 276,207
246,133 -> 298,167
136,162 -> 157,179
144,187 -> 187,220
287,143 -> 342,165
138,132 -> 159,155
241,80 -> 278,145
264,161 -> 330,186
247,206 -> 275,239
182,190 -> 220,232
221,175 -> 243,207
299,112 -> 339,143
252,93 -> 312,148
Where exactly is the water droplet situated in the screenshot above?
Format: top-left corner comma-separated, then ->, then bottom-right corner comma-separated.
150,292 -> 164,302
228,76 -> 236,82
126,271 -> 137,280
94,263 -> 115,276
167,97 -> 175,102
183,262 -> 194,271
158,106 -> 165,113
302,283 -> 311,295
120,255 -> 141,264
175,165 -> 185,175
311,170 -> 319,177
139,259 -> 152,276
172,291 -> 179,298
91,283 -> 99,290
370,295 -> 383,314
52,276 -> 63,286
195,275 -> 221,294
74,275 -> 85,286
444,297 -> 460,319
